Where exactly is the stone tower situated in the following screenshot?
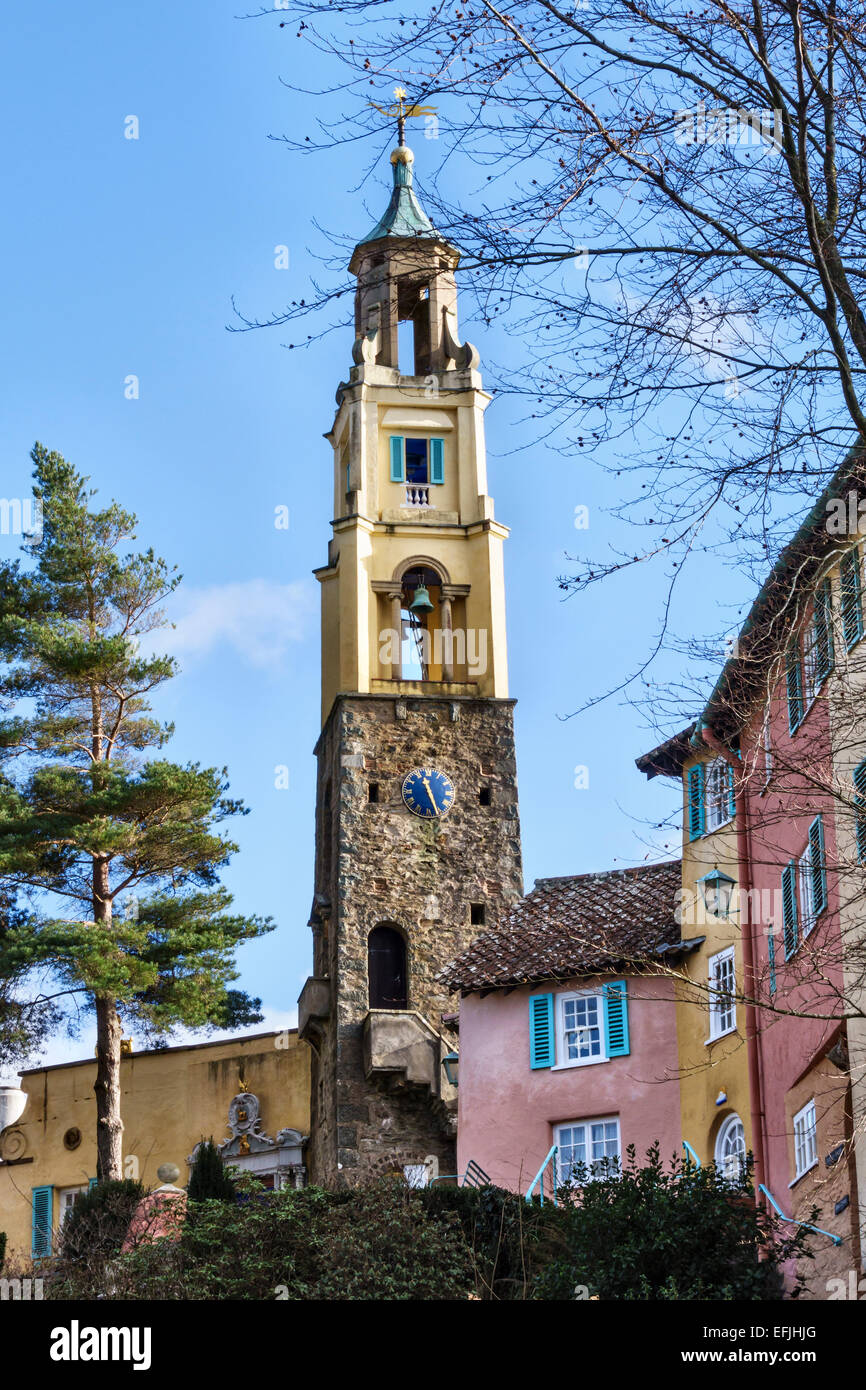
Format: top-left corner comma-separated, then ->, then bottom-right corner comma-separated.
298,135 -> 523,1186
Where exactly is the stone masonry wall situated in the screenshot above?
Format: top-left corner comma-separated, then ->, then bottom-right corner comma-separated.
306,693 -> 523,1185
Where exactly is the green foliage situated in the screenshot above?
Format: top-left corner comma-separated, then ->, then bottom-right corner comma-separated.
188,1139 -> 237,1203
530,1145 -> 812,1300
58,1179 -> 146,1265
0,445 -> 271,1146
422,1181 -> 560,1298
42,1152 -> 813,1301
0,1230 -> 7,1272
96,1181 -> 474,1301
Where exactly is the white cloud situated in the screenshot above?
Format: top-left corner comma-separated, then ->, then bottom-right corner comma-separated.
157,579 -> 314,669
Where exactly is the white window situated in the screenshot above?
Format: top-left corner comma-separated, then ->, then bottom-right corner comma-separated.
798,849 -> 816,938
59,1186 -> 88,1223
556,1117 -> 621,1183
705,758 -> 733,832
555,990 -> 605,1068
715,1114 -> 746,1182
708,947 -> 736,1040
802,621 -> 819,708
793,1100 -> 818,1179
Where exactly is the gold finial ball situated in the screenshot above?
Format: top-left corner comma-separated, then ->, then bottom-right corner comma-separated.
391,145 -> 414,166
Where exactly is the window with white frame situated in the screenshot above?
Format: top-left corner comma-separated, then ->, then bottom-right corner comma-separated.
715,1114 -> 746,1181
793,1100 -> 818,1178
705,758 -> 733,832
556,990 -> 604,1067
708,946 -> 736,1040
802,620 -> 820,708
59,1186 -> 88,1223
555,1117 -> 621,1183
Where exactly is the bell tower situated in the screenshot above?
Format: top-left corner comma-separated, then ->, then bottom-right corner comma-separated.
298,133 -> 523,1186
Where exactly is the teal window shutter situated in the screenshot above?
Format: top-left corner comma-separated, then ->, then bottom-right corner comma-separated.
814,580 -> 834,681
809,814 -> 828,918
782,860 -> 798,959
855,760 -> 866,864
786,641 -> 803,733
603,981 -> 630,1057
767,933 -> 776,995
430,437 -> 445,484
88,1177 -> 99,1191
727,763 -> 736,820
529,993 -> 555,1069
840,549 -> 863,649
687,764 -> 705,840
389,435 -> 405,483
31,1185 -> 53,1258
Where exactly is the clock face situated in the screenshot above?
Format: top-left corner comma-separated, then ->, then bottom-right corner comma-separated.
401,767 -> 455,819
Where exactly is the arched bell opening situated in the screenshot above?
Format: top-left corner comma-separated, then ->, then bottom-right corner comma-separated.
368,924 -> 409,1010
400,564 -> 443,681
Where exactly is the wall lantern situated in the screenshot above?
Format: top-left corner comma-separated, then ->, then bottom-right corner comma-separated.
697,869 -> 735,919
442,1052 -> 459,1087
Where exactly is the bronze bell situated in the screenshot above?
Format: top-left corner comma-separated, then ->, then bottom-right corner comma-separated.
408,584 -> 435,614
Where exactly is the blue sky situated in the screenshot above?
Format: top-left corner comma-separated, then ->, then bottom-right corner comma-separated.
0,2 -> 755,1069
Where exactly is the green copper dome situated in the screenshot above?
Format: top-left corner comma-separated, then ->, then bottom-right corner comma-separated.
356,143 -> 439,245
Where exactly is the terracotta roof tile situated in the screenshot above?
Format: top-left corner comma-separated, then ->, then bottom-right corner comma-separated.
443,859 -> 684,993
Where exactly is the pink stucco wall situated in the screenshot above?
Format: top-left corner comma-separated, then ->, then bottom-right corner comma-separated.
742,679 -> 844,1210
456,973 -> 682,1193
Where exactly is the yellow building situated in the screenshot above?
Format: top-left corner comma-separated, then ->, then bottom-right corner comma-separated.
0,1029 -> 310,1262
637,736 -> 751,1174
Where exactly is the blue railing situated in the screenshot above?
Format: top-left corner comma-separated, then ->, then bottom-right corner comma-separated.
526,1145 -> 558,1205
682,1140 -> 701,1167
759,1184 -> 843,1246
429,1159 -> 491,1189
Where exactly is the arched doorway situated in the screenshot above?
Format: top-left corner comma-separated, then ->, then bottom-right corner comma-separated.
368,925 -> 408,1009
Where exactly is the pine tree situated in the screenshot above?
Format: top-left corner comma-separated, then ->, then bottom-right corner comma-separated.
188,1138 -> 237,1202
0,445 -> 272,1179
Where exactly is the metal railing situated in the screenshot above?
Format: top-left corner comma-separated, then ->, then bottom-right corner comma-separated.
682,1140 -> 702,1167
759,1183 -> 843,1246
526,1145 -> 558,1205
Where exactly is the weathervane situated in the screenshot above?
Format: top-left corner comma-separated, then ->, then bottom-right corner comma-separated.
370,86 -> 437,144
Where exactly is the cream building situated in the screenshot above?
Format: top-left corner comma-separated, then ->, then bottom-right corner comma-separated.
0,1030 -> 310,1262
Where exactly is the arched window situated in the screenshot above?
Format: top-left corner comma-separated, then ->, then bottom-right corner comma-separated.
714,1113 -> 746,1182
368,925 -> 408,1010
400,566 -> 442,680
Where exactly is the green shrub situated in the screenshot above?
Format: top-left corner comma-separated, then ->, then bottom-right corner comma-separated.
530,1145 -> 812,1300
0,1230 -> 6,1273
188,1138 -> 236,1203
111,1180 -> 473,1301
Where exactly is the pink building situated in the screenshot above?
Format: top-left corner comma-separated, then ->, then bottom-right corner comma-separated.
444,861 -> 693,1194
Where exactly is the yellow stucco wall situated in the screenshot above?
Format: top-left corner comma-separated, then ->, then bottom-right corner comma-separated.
0,1030 -> 310,1261
317,380 -> 510,720
677,759 -> 751,1167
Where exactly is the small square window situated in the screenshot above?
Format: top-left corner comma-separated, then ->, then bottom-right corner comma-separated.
555,1117 -> 621,1183
368,782 -> 379,804
479,787 -> 492,806
470,902 -> 486,926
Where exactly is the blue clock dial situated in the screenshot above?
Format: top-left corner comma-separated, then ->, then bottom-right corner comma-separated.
401,767 -> 455,819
